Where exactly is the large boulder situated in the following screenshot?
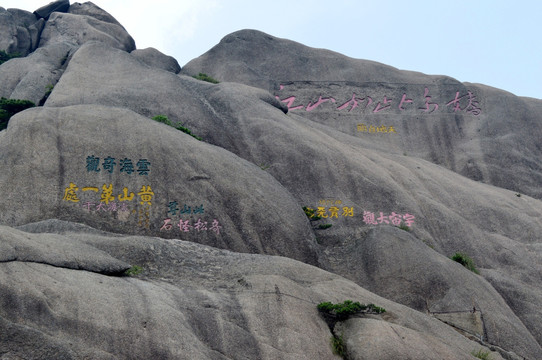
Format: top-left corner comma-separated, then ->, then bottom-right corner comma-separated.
0,104 -> 319,265
336,318 -> 505,360
0,224 -> 129,274
323,226 -> 542,358
68,1 -> 124,27
40,40 -> 542,357
1,4 -> 541,358
0,1 -> 138,104
131,47 -> 181,73
0,221 -> 504,359
33,0 -> 70,20
182,29 -> 542,201
39,11 -> 135,51
0,7 -> 43,56
0,41 -> 74,103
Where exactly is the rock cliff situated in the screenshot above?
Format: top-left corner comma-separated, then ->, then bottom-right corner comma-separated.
1,1 -> 541,359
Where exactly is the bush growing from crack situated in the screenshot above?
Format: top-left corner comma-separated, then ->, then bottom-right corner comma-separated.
318,300 -> 385,321
451,252 -> 480,274
124,265 -> 143,276
152,114 -> 202,141
39,84 -> 55,105
471,348 -> 492,359
302,206 -> 321,221
193,72 -> 219,84
0,50 -> 21,65
0,98 -> 35,130
331,333 -> 346,357
318,300 -> 386,358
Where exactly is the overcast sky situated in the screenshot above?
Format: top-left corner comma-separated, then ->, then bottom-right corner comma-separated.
3,0 -> 541,99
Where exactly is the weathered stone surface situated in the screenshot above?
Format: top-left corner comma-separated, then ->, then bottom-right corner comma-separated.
0,225 -> 129,274
68,1 -> 123,27
39,39 -> 542,358
182,29 -> 542,201
0,41 -> 73,103
0,8 -> 42,56
131,47 -> 181,73
6,8 -> 38,26
34,0 -> 70,20
336,318 -> 504,360
0,104 -> 319,265
0,8 -> 20,54
322,226 -> 542,358
0,222 -> 501,359
1,2 -> 542,358
39,12 -> 135,51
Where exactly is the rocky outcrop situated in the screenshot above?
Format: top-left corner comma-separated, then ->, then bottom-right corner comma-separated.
0,104 -> 319,265
182,29 -> 542,201
0,41 -> 73,103
131,47 -> 181,73
0,221 -> 505,360
39,11 -> 135,51
0,1 -> 134,104
0,7 -> 44,56
1,2 -> 542,359
34,0 -> 70,20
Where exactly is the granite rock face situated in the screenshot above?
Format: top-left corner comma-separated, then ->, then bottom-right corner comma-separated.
1,2 -> 542,359
182,29 -> 542,201
34,0 -> 70,20
0,222 -> 507,360
0,104 -> 319,265
0,1 -> 134,104
0,7 -> 44,56
131,47 -> 181,73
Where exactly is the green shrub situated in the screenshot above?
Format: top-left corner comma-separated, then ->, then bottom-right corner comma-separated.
398,223 -> 411,231
152,114 -> 172,126
317,302 -> 335,313
0,98 -> 35,130
330,334 -> 346,357
193,72 -> 219,84
124,265 -> 143,276
302,206 -> 321,221
367,303 -> 386,314
333,300 -> 362,319
471,348 -> 491,359
0,50 -> 21,65
318,223 -> 332,230
318,300 -> 384,321
152,114 -> 202,141
39,84 -> 55,106
451,252 -> 479,274
174,123 -> 203,141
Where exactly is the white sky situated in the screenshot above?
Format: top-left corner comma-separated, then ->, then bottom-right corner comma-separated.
3,0 -> 542,99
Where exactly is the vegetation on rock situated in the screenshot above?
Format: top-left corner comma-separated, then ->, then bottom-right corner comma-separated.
193,72 -> 219,84
451,252 -> 480,274
331,333 -> 346,357
302,206 -> 321,221
318,300 -> 386,358
0,98 -> 36,130
39,84 -> 55,105
0,50 -> 21,66
318,300 -> 386,321
123,265 -> 143,276
471,348 -> 492,359
152,114 -> 202,141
